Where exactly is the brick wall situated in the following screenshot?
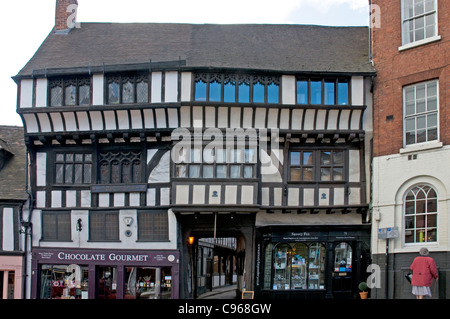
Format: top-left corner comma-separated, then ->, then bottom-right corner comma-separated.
55,0 -> 78,31
371,0 -> 449,157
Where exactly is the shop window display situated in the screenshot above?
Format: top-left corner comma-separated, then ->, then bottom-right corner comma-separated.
40,265 -> 89,299
270,242 -> 325,290
124,267 -> 172,299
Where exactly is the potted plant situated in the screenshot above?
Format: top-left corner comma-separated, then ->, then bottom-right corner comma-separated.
358,282 -> 369,299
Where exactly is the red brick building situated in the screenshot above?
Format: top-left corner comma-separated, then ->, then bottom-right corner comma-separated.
371,0 -> 449,299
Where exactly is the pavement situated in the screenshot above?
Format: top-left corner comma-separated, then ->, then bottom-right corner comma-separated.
197,285 -> 238,299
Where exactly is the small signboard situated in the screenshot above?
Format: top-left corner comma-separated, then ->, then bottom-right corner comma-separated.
242,291 -> 254,299
378,227 -> 399,239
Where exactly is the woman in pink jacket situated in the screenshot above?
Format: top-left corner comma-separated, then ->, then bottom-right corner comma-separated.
410,247 -> 438,299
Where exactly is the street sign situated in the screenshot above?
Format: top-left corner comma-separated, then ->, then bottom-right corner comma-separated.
378,227 -> 399,239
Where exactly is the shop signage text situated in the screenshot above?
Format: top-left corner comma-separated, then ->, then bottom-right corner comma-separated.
57,252 -> 149,262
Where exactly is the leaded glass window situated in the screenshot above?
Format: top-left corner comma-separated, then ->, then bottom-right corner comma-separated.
106,73 -> 149,104
49,76 -> 91,106
99,151 -> 143,184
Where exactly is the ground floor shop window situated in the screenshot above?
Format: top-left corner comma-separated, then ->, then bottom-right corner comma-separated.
40,265 -> 89,299
124,267 -> 172,299
269,242 -> 326,290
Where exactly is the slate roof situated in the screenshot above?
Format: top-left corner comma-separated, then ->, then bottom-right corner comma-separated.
16,23 -> 374,78
0,126 -> 27,202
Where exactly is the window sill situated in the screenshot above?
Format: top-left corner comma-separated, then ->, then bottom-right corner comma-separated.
398,35 -> 441,52
400,141 -> 443,154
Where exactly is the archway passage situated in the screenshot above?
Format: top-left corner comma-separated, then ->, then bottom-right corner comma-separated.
176,212 -> 255,299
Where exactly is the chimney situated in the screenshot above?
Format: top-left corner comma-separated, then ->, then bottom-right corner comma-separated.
55,0 -> 79,33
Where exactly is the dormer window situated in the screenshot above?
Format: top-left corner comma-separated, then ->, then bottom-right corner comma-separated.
49,76 -> 91,107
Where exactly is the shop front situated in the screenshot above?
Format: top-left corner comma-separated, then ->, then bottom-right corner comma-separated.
31,248 -> 179,299
255,225 -> 371,299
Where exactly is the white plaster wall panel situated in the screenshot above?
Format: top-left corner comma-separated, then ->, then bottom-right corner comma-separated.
279,109 -> 290,129
218,107 -> 228,128
116,110 -> 130,130
225,185 -> 237,204
205,107 -> 216,127
147,188 -> 156,206
291,109 -> 304,130
348,187 -> 360,205
243,107 -> 253,128
90,111 -> 104,130
327,110 -> 339,130
193,185 -> 206,204
81,190 -> 91,207
230,107 -> 241,128
99,193 -> 110,207
351,76 -> 364,105
315,110 -> 327,130
165,71 -> 178,102
36,152 -> 47,187
23,114 -> 39,133
241,186 -> 254,205
63,112 -> 78,131
114,193 -> 125,207
20,79 -> 33,108
303,188 -> 315,206
36,191 -> 46,208
155,109 -> 166,128
350,109 -> 362,130
76,112 -> 90,131
273,188 -> 282,206
66,190 -> 77,208
192,107 -> 203,128
50,113 -> 65,132
129,193 -> 140,206
338,110 -> 350,130
130,110 -> 143,129
51,191 -> 62,208
304,109 -> 315,130
181,72 -> 192,102
37,113 -> 52,132
35,78 -> 48,107
254,108 -> 266,128
160,188 -> 170,206
349,150 -> 360,182
151,72 -> 162,103
92,74 -> 104,105
103,111 -> 117,130
180,107 -> 191,127
288,187 -> 299,206
209,186 -> 221,205
176,185 -> 189,204
282,75 -> 296,105
334,188 -> 345,206
319,188 -> 330,206
167,108 -> 178,128
2,208 -> 14,251
149,151 -> 170,183
262,188 -> 270,206
143,109 -> 155,128
267,109 -> 278,129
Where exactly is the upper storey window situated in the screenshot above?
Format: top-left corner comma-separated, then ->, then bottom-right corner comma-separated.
49,76 -> 91,107
194,73 -> 280,104
402,0 -> 437,46
296,78 -> 349,106
106,73 -> 149,104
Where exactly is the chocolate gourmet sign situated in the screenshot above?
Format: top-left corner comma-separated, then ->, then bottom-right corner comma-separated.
34,248 -> 179,266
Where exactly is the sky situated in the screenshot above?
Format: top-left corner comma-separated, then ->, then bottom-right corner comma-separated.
0,0 -> 370,127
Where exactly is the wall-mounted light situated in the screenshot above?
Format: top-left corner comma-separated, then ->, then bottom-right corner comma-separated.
76,218 -> 82,232
188,236 -> 195,245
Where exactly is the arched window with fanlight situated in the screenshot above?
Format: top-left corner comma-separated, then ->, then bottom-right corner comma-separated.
404,184 -> 438,244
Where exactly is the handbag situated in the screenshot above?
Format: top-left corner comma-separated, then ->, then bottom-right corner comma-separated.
405,272 -> 412,283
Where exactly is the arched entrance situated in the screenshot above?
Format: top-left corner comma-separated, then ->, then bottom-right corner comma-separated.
176,212 -> 255,299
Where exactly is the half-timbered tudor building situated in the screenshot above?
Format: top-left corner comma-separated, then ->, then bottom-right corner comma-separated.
0,126 -> 27,299
13,0 -> 375,299
371,0 -> 449,299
